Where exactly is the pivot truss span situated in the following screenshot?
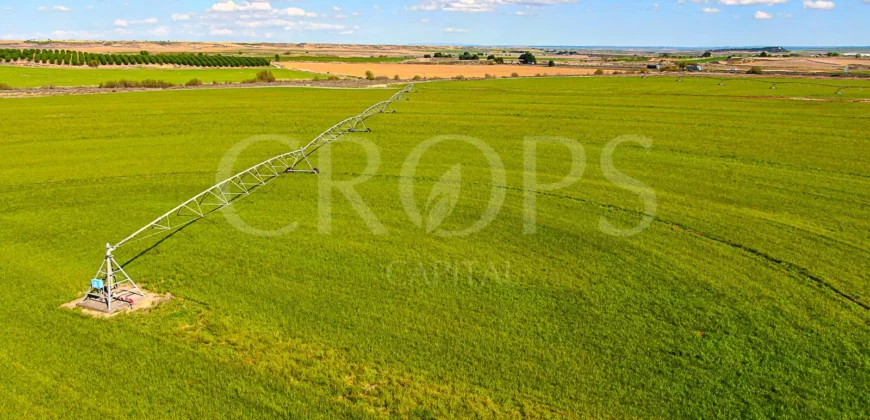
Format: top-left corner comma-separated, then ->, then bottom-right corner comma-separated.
84,84 -> 414,308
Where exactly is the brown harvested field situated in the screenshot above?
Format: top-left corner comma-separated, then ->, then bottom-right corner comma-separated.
276,62 -> 600,78
809,57 -> 870,66
712,57 -> 870,73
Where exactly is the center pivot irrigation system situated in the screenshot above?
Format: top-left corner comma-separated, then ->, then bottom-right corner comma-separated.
81,84 -> 416,312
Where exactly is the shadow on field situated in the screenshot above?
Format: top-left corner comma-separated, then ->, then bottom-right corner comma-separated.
120,222 -> 199,269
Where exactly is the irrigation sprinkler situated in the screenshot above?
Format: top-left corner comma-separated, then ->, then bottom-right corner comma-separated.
769,82 -> 777,90
718,79 -> 726,86
80,244 -> 144,312
80,84 -> 415,313
836,87 -> 844,95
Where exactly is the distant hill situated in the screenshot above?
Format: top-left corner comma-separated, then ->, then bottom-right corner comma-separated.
710,47 -> 789,54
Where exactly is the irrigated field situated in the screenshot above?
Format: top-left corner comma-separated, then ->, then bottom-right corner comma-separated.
1,77 -> 868,417
0,66 -> 322,88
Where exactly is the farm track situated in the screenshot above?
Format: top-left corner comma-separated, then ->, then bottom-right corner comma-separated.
346,171 -> 870,312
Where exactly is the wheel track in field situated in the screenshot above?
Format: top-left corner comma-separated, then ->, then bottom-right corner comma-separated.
346,172 -> 869,312
530,188 -> 870,311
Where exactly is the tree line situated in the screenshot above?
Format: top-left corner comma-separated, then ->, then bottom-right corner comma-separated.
0,49 -> 271,68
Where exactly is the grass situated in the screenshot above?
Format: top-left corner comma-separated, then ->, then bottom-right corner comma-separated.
278,55 -> 410,63
0,66 -> 323,88
608,56 -> 654,62
679,56 -> 731,64
0,77 -> 869,417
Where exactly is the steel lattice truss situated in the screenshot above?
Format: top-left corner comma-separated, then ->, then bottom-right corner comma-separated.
83,84 -> 414,309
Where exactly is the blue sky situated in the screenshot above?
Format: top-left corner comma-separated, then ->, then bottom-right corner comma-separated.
0,0 -> 867,46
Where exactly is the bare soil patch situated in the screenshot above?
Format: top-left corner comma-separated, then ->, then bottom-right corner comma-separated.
712,57 -> 870,73
61,288 -> 173,318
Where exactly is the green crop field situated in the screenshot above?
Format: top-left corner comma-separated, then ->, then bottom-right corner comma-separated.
678,56 -> 731,64
1,77 -> 868,418
0,66 -> 323,88
278,55 -> 410,63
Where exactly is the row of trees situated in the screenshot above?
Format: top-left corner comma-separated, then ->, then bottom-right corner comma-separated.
422,51 -> 533,64
0,49 -> 270,67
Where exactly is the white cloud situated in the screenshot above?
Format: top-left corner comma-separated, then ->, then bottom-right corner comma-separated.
37,5 -> 71,12
276,7 -> 317,17
754,10 -> 772,18
116,17 -> 159,26
172,13 -> 191,21
210,28 -> 234,35
407,3 -> 437,11
238,19 -> 344,30
803,0 -> 835,9
703,7 -> 720,12
208,1 -> 272,12
84,5 -> 94,10
235,18 -> 291,28
335,13 -> 347,18
443,26 -> 469,32
409,0 -> 576,13
718,0 -> 786,4
148,26 -> 169,36
300,22 -> 344,30
333,5 -> 341,11
421,18 -> 430,22
50,30 -> 102,38
352,11 -> 360,15
339,30 -> 354,35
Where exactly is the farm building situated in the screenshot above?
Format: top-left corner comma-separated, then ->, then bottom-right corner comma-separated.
687,65 -> 704,72
647,64 -> 661,70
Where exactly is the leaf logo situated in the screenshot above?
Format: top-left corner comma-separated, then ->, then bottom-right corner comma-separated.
424,164 -> 462,233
